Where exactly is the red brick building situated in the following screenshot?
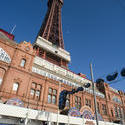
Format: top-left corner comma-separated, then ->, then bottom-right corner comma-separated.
0,0 -> 125,124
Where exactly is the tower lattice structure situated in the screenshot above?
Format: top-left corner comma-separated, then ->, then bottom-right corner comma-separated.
38,0 -> 64,49
34,0 -> 70,68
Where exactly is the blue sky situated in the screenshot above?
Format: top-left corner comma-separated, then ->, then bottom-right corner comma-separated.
0,0 -> 125,91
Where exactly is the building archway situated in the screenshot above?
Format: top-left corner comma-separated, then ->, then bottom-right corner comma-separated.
68,107 -> 81,117
80,106 -> 94,120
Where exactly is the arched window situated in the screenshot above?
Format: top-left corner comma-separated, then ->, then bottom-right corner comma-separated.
20,59 -> 26,67
13,82 -> 19,91
0,78 -> 2,85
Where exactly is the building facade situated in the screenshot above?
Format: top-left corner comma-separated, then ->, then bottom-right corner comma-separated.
0,0 -> 125,124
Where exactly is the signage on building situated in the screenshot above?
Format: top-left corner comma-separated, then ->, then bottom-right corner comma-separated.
34,56 -> 89,84
32,67 -> 105,98
0,48 -> 11,63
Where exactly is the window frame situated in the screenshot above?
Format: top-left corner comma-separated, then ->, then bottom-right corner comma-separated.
30,82 -> 42,100
102,104 -> 107,115
48,88 -> 57,105
66,94 -> 70,108
20,58 -> 26,67
12,82 -> 19,92
75,96 -> 81,110
85,98 -> 91,108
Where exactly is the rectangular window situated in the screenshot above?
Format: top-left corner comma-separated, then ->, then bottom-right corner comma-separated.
13,82 -> 19,91
30,89 -> 35,96
48,94 -> 52,103
30,83 -> 42,100
114,106 -> 118,118
118,107 -> 122,118
32,82 -> 36,88
39,49 -> 44,57
53,89 -> 57,95
20,59 -> 26,67
48,88 -> 57,104
36,90 -> 40,98
102,104 -> 107,115
37,84 -> 41,90
75,96 -> 81,110
85,99 -> 91,108
0,78 -> 2,85
66,94 -> 70,108
49,88 -> 52,94
52,95 -> 56,104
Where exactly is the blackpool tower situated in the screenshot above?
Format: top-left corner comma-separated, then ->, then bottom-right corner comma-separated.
34,0 -> 71,68
38,0 -> 64,49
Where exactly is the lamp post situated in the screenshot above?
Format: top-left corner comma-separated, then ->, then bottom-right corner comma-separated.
90,63 -> 99,125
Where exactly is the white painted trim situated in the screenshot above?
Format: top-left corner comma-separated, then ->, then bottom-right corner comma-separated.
33,56 -> 89,84
33,56 -> 105,98
0,103 -> 119,125
35,36 -> 71,62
